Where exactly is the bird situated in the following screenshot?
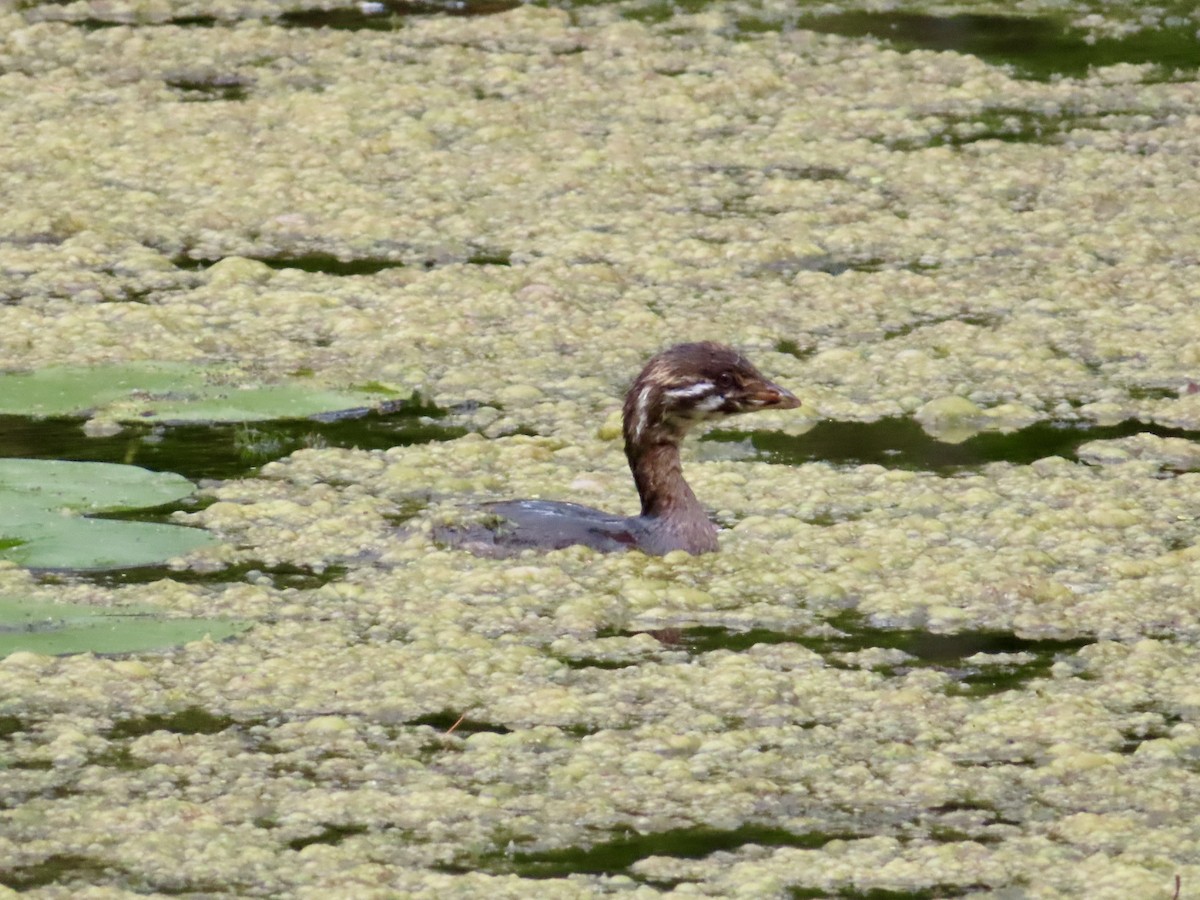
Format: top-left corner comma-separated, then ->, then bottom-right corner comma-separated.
440,341 -> 800,556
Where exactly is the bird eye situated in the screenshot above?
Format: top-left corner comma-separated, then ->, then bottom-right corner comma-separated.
715,372 -> 735,391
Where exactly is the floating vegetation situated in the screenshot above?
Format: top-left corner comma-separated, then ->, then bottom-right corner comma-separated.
0,362 -> 398,424
0,459 -> 214,570
0,596 -> 246,658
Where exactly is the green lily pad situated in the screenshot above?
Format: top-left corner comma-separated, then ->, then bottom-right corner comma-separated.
140,384 -> 384,423
0,459 -> 214,570
0,362 -> 203,417
0,363 -> 392,423
0,458 -> 201,511
0,596 -> 248,657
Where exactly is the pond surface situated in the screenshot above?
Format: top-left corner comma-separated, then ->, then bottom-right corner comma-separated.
3,0 -> 1200,895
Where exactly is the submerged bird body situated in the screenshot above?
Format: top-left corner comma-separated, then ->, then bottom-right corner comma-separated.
447,342 -> 800,556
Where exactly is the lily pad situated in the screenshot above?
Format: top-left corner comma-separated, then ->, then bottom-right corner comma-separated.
139,384 -> 389,423
0,363 -> 393,423
0,596 -> 248,657
0,363 -> 203,417
0,459 -> 214,570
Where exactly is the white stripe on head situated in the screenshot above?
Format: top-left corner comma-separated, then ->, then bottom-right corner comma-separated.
663,381 -> 714,400
693,394 -> 725,413
632,384 -> 653,441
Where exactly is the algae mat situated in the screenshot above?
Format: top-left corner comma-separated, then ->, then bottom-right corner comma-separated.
2,0 -> 1200,897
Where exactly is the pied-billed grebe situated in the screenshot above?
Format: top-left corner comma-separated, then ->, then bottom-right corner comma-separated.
444,341 -> 800,556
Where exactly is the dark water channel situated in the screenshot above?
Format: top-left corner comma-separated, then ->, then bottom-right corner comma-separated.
787,10 -> 1200,80
0,405 -> 464,482
620,618 -> 1094,698
707,416 -> 1200,472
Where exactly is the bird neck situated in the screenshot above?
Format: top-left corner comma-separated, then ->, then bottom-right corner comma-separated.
626,440 -> 707,523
